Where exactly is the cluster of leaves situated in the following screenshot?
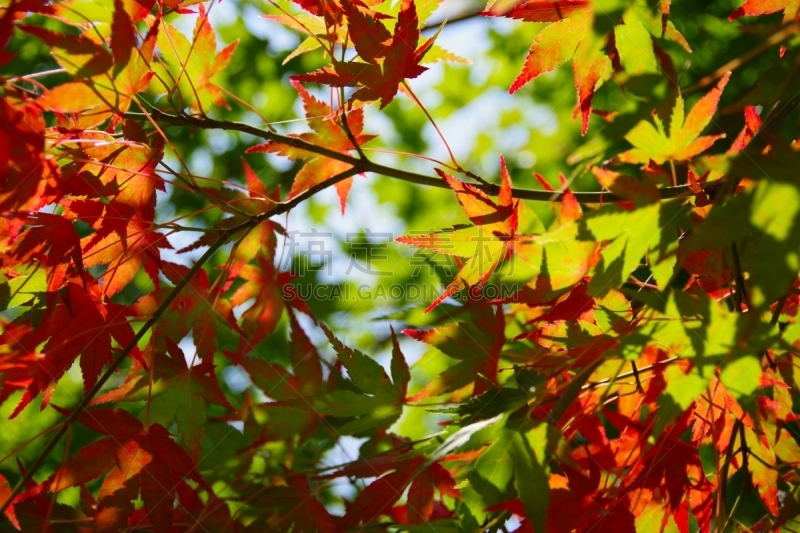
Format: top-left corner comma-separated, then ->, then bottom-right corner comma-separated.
1,0 -> 800,531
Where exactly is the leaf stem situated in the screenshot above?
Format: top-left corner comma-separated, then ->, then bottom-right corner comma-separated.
669,159 -> 678,187
402,81 -> 459,169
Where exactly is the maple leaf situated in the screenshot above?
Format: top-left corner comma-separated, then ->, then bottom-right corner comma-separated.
269,323 -> 410,435
506,177 -> 599,305
618,73 -> 731,165
1,212 -> 84,292
51,0 -> 156,25
225,311 -> 326,450
292,0 -> 438,108
247,81 -> 375,213
0,275 -> 141,418
405,303 -> 505,400
36,17 -> 158,128
730,0 -> 800,20
580,199 -> 688,296
17,24 -> 113,78
177,163 -> 312,363
154,3 -> 239,112
391,463 -> 460,524
34,407 -> 209,533
229,260 -> 309,362
91,339 -> 233,460
0,96 -> 59,215
244,474 -> 336,532
617,409 -> 714,533
486,0 -> 689,134
541,469 -> 637,533
54,128 -> 167,296
134,261 -> 233,362
1,464 -> 90,532
0,0 -> 49,66
82,213 -> 171,297
241,311 -> 323,400
265,0 -> 469,67
728,105 -> 763,155
320,452 -> 458,531
397,157 -> 517,312
0,473 -> 18,529
744,424 -> 780,515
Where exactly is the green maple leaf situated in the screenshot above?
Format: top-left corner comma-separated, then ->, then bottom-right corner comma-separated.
486,0 -> 690,134
618,73 -> 731,165
154,3 -> 239,112
268,324 -> 409,435
404,303 -> 505,400
93,339 -> 233,460
582,200 -> 688,296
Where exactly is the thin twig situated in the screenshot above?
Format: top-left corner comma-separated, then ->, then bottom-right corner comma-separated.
720,486 -> 744,532
630,362 -> 644,393
685,22 -> 800,93
4,68 -> 66,83
582,357 -> 679,389
550,360 -> 603,424
339,106 -> 367,161
730,242 -> 750,311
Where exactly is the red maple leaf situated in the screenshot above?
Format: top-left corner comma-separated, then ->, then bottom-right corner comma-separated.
1,212 -> 83,292
0,274 -> 141,418
292,0 -> 437,108
729,0 -> 800,20
31,407 -> 209,533
397,157 -> 517,312
247,81 -> 375,212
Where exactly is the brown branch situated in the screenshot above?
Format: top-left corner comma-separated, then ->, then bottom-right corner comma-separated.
0,166 -> 362,515
127,110 -> 719,204
421,11 -> 483,32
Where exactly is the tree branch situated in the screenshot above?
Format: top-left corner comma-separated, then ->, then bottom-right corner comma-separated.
127,110 -> 718,204
421,10 -> 483,32
684,22 -> 800,93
